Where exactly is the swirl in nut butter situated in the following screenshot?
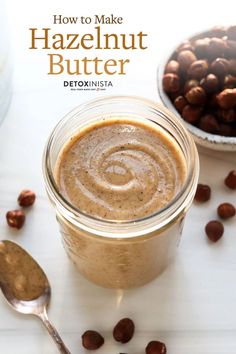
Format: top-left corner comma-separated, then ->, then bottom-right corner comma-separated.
56,119 -> 186,221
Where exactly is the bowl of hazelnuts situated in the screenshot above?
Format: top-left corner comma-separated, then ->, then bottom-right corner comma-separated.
158,26 -> 236,151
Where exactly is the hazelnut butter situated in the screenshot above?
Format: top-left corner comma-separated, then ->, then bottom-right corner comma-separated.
0,241 -> 49,301
43,97 -> 199,288
55,119 -> 187,221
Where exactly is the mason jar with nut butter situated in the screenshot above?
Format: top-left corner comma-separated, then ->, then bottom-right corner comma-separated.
43,96 -> 199,288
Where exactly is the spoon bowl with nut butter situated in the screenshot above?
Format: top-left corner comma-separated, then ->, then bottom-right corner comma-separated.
0,240 -> 71,354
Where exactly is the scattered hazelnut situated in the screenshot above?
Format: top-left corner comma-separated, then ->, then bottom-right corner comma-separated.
18,190 -> 36,207
224,170 -> 236,189
186,86 -> 206,105
162,73 -> 180,93
188,60 -> 209,80
227,26 -> 236,41
81,330 -> 104,350
217,88 -> 236,109
174,96 -> 187,113
205,220 -> 224,242
217,203 -> 236,219
177,50 -> 197,71
182,105 -> 202,124
194,184 -> 211,202
198,114 -> 220,134
184,79 -> 199,94
164,60 -> 180,74
210,58 -> 229,78
200,74 -> 219,93
145,340 -> 167,354
6,210 -> 25,229
113,318 -> 135,343
207,37 -> 226,58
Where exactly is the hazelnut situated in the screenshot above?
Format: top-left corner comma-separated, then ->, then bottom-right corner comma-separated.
227,26 -> 236,40
194,184 -> 211,202
176,40 -> 194,53
194,38 -> 210,58
224,170 -> 236,189
174,96 -> 187,113
184,79 -> 199,94
18,189 -> 36,207
186,86 -> 206,105
164,60 -> 180,74
198,114 -> 220,134
217,202 -> 236,219
205,220 -> 224,242
182,105 -> 202,124
162,73 -> 180,93
6,210 -> 25,229
228,59 -> 236,75
188,60 -> 209,80
219,123 -> 232,136
163,30 -> 236,138
223,74 -> 236,89
217,88 -> 236,109
113,318 -> 135,343
207,37 -> 226,58
225,40 -> 236,58
200,74 -> 219,93
177,50 -> 197,71
210,58 -> 229,78
81,330 -> 104,350
218,108 -> 236,123
145,341 -> 167,354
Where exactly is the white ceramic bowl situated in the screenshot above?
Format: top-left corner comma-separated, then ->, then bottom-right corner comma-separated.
157,29 -> 236,152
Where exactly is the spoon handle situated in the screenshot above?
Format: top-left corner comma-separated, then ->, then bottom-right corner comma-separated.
38,308 -> 71,354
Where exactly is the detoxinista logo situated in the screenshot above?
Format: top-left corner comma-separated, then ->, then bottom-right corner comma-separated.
63,80 -> 113,91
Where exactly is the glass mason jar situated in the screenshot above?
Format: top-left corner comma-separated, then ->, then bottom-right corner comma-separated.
43,96 -> 199,288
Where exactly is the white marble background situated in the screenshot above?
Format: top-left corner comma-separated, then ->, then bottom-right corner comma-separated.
0,0 -> 236,353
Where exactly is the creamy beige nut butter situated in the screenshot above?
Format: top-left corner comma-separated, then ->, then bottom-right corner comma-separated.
43,97 -> 199,288
0,241 -> 49,301
56,119 -> 186,221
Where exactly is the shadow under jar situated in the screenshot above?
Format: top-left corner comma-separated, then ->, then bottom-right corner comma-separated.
43,96 -> 199,288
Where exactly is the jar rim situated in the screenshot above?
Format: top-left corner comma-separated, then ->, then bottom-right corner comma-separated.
43,95 -> 199,238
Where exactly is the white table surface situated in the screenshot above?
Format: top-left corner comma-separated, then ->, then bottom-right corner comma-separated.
1,0 -> 236,353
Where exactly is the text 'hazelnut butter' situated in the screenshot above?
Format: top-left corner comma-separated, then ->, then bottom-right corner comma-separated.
43,96 -> 199,288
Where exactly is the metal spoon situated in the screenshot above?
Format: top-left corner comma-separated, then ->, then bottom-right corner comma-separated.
0,240 -> 71,354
